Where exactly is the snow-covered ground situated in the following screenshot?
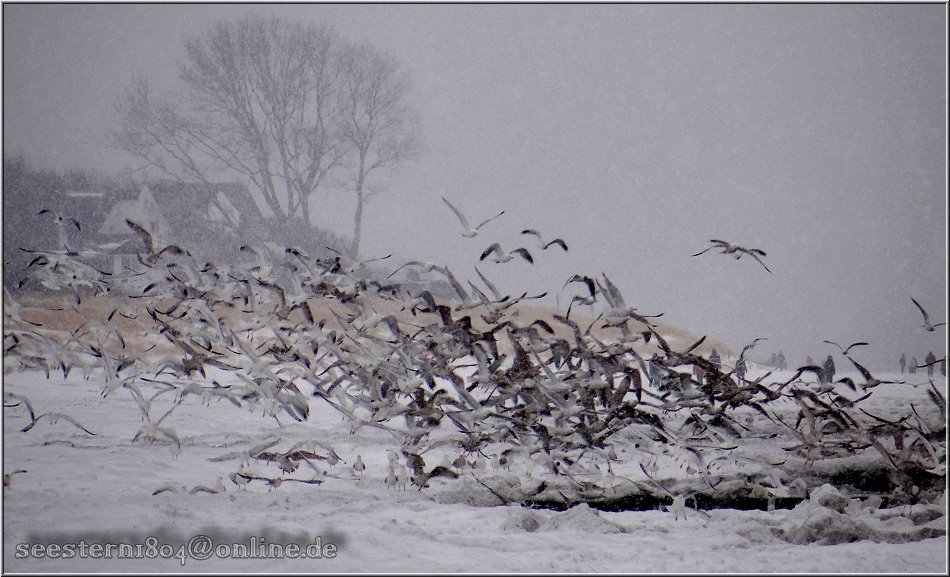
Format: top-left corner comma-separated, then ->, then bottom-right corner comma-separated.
3,361 -> 946,573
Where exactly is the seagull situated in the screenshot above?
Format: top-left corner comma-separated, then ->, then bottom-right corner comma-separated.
21,412 -> 97,435
563,274 -> 597,300
353,455 -> 366,479
480,243 -> 533,264
691,239 -> 772,273
823,340 -> 870,357
3,470 -> 28,490
836,357 -> 901,391
441,197 -> 505,238
911,297 -> 946,331
125,219 -> 188,266
37,209 -> 81,231
521,229 -> 568,252
189,477 -> 227,495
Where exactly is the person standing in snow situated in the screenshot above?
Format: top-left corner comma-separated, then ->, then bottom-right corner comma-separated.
709,349 -> 721,371
777,351 -> 786,371
822,355 -> 836,384
899,353 -> 906,374
925,351 -> 937,377
734,357 -> 747,383
909,356 -> 918,374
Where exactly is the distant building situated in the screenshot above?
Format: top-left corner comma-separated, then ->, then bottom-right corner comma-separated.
61,180 -> 267,275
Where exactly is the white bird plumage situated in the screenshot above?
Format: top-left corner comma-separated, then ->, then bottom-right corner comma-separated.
441,197 -> 505,238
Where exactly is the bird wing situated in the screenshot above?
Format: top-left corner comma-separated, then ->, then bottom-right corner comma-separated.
362,253 -> 393,264
441,197 -> 470,230
843,342 -> 869,355
474,265 -> 502,300
249,437 -> 283,457
576,275 -> 596,298
467,281 -> 492,305
848,357 -> 873,382
544,238 -> 568,251
511,248 -> 533,264
599,273 -> 626,308
479,243 -> 502,261
911,297 -> 931,324
4,392 -> 35,423
58,413 -> 98,436
31,412 -> 97,436
474,210 -> 505,231
822,340 -> 842,352
690,245 -> 718,257
125,219 -> 156,254
748,252 -> 772,273
521,229 -> 542,240
387,261 -> 416,279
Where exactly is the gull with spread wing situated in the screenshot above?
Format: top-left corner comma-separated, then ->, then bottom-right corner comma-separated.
441,196 -> 505,238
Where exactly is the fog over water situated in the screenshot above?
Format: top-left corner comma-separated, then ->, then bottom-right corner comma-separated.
3,3 -> 946,371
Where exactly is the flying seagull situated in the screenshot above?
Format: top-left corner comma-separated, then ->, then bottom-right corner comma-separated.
563,274 -> 597,299
480,243 -> 533,264
911,297 -> 946,332
441,196 -> 505,238
691,239 -> 772,273
37,209 -> 81,232
836,357 -> 901,391
4,470 -> 28,490
125,219 -> 188,266
521,229 -> 568,252
21,412 -> 97,436
823,340 -> 870,357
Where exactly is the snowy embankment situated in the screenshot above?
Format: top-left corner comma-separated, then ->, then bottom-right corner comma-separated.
2,362 -> 946,573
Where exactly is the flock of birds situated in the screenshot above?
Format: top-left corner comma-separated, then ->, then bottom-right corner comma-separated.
2,200 -> 946,508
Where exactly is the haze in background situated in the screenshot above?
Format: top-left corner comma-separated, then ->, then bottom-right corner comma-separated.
3,3 -> 946,371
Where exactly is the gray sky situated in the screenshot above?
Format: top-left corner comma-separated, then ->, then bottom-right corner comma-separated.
3,3 -> 947,370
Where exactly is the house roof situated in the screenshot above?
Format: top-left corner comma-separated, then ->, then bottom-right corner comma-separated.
61,186 -> 139,237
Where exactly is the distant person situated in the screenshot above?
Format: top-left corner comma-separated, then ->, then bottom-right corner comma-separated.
899,353 -> 906,374
777,351 -> 786,371
709,349 -> 721,371
734,357 -> 747,382
822,355 -> 836,384
925,351 -> 937,377
909,356 -> 918,374
768,353 -> 777,367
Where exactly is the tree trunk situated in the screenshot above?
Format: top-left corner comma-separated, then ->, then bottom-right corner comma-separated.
351,154 -> 367,258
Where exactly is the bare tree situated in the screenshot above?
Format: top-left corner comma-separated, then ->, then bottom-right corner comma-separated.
337,43 -> 420,257
113,16 -> 347,226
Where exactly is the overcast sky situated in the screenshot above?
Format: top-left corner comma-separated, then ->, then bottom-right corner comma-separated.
3,3 -> 947,371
